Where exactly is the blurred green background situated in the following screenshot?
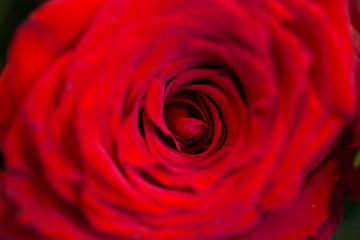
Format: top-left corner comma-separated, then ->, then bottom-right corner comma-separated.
333,200 -> 360,240
0,0 -> 359,239
0,0 -> 43,67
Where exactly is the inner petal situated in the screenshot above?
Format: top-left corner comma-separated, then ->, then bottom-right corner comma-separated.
171,117 -> 206,140
164,101 -> 207,140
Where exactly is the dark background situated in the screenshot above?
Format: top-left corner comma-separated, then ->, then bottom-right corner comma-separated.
0,0 -> 43,67
333,200 -> 360,239
0,0 -> 359,239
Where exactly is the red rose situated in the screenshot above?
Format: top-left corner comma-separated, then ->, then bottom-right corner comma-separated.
339,0 -> 360,202
0,0 -> 356,239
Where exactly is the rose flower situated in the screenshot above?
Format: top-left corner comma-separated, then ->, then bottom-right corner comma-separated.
0,0 -> 356,239
339,0 -> 360,203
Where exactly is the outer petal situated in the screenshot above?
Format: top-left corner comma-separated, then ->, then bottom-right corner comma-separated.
305,0 -> 356,114
242,159 -> 341,240
349,0 -> 360,33
0,172 -> 42,240
0,0 -> 105,140
309,197 -> 343,240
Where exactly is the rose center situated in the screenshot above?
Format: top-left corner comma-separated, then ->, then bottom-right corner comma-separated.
171,117 -> 205,139
163,100 -> 210,153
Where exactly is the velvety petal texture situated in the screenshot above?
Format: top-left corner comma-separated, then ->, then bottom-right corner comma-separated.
0,0 -> 356,239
